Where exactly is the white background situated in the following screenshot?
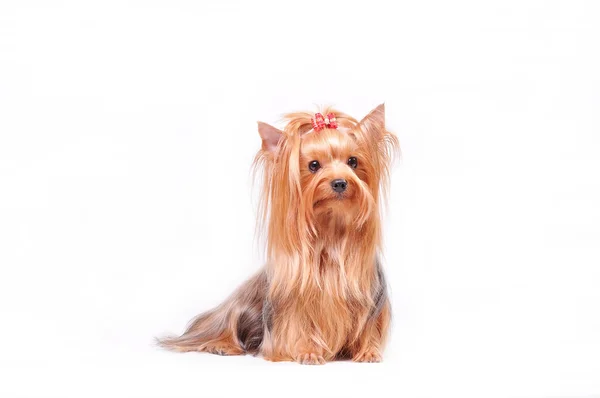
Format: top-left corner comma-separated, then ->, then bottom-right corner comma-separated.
1,1 -> 599,397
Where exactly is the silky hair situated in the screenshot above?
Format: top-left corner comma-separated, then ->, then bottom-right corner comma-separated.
159,104 -> 399,364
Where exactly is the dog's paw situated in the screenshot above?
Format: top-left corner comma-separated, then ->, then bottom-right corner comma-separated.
296,352 -> 326,365
352,349 -> 382,363
202,342 -> 244,356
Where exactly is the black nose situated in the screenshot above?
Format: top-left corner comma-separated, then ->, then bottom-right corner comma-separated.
331,179 -> 348,193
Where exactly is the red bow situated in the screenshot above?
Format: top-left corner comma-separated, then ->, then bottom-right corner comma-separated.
311,112 -> 338,132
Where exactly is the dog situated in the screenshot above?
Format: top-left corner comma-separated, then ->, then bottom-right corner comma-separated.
159,104 -> 399,364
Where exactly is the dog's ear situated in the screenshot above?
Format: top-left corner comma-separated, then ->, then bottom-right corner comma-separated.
257,122 -> 283,153
358,103 -> 386,139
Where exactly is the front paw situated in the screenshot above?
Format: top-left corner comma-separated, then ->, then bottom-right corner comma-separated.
352,349 -> 382,363
296,352 -> 326,365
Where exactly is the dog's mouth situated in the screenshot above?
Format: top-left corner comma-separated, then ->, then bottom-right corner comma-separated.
313,193 -> 350,208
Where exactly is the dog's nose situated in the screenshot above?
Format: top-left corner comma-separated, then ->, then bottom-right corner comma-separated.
331,179 -> 348,193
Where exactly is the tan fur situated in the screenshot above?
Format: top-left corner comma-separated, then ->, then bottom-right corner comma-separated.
158,104 -> 399,364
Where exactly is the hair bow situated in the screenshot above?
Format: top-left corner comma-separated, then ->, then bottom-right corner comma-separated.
311,112 -> 338,132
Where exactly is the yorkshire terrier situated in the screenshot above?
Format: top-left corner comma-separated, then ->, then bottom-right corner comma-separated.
159,104 -> 399,364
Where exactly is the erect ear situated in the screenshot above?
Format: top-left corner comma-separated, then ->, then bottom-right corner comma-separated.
358,103 -> 386,140
257,122 -> 283,153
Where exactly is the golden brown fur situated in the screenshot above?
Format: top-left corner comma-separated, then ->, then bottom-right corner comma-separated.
158,104 -> 399,364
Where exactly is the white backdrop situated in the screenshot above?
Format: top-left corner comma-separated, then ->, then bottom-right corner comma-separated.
1,1 -> 599,397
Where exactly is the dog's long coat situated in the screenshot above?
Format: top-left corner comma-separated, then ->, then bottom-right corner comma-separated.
160,104 -> 398,364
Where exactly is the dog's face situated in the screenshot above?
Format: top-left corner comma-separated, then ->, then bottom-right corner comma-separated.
256,105 -> 396,238
299,129 -> 374,225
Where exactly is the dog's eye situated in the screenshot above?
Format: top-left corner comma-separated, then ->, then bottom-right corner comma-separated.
347,157 -> 358,169
308,160 -> 321,172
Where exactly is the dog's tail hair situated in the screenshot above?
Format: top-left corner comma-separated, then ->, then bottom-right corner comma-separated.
157,270 -> 267,354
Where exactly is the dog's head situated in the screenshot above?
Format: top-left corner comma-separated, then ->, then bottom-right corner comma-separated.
256,104 -> 398,253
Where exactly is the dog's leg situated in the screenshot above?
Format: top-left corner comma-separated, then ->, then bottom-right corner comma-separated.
261,309 -> 328,365
349,260 -> 391,362
158,310 -> 247,356
193,333 -> 245,356
350,298 -> 390,363
158,271 -> 267,356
